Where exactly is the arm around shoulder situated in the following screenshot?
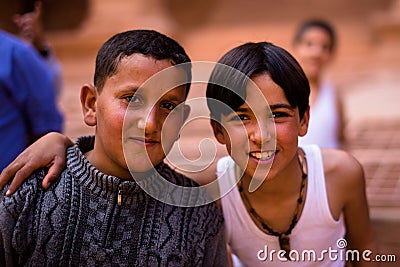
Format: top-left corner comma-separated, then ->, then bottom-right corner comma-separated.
0,132 -> 73,195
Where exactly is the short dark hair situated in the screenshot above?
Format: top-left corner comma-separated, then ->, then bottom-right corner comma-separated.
94,29 -> 191,96
206,42 -> 310,120
293,19 -> 336,52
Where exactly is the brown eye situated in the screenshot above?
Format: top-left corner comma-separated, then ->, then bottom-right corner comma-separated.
161,101 -> 177,111
272,112 -> 289,118
230,114 -> 250,121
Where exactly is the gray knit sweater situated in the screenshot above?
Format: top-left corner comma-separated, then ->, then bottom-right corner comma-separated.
0,136 -> 228,266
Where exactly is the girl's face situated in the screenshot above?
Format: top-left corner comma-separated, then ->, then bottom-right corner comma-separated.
294,27 -> 333,80
212,73 -> 309,183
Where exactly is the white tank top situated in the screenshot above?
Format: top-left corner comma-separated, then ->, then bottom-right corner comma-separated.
217,145 -> 346,266
299,83 -> 340,149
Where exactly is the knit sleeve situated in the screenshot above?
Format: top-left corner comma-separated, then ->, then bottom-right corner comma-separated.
0,201 -> 18,267
200,203 -> 229,267
0,170 -> 45,266
203,220 -> 229,267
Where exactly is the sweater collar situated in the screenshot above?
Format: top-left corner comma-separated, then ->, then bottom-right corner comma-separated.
66,136 -> 161,198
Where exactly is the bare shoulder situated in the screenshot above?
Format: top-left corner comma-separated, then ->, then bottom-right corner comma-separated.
320,149 -> 366,219
321,148 -> 365,188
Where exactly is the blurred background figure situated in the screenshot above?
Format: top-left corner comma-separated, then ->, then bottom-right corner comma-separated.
13,1 -> 63,99
0,29 -> 63,171
292,19 -> 346,149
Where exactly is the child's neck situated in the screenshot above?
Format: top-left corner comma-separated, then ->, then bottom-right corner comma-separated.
238,151 -> 308,233
84,150 -> 133,180
241,153 -> 304,201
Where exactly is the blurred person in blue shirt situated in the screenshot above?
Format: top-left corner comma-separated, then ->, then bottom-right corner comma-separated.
0,29 -> 63,171
13,1 -> 63,99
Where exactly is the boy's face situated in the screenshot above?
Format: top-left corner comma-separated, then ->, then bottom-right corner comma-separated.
212,73 -> 309,182
83,53 -> 189,179
294,27 -> 333,80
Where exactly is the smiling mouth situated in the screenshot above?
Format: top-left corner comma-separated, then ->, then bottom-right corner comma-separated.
127,137 -> 159,146
249,151 -> 275,160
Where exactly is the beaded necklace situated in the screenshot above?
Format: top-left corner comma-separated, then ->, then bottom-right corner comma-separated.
238,151 -> 307,260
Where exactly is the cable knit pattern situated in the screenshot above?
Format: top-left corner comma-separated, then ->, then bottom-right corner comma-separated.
0,136 -> 227,267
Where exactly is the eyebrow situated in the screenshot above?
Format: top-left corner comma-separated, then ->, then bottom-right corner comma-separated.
119,86 -> 139,94
269,104 -> 295,110
234,103 -> 294,113
235,107 -> 249,113
166,94 -> 180,102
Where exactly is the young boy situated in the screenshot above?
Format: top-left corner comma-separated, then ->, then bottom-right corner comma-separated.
0,29 -> 228,266
207,42 -> 376,266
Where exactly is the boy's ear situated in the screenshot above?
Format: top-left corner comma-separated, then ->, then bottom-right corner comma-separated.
210,118 -> 227,145
80,84 -> 97,127
299,106 -> 310,137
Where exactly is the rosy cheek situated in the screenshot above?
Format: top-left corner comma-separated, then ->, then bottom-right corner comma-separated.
106,110 -> 126,133
275,125 -> 296,140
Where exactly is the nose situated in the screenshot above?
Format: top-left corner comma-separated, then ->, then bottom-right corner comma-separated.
309,43 -> 327,58
137,106 -> 159,134
249,118 -> 274,145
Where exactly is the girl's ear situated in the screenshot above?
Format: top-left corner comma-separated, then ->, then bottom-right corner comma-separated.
299,106 -> 310,137
210,119 -> 227,145
80,84 -> 97,126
